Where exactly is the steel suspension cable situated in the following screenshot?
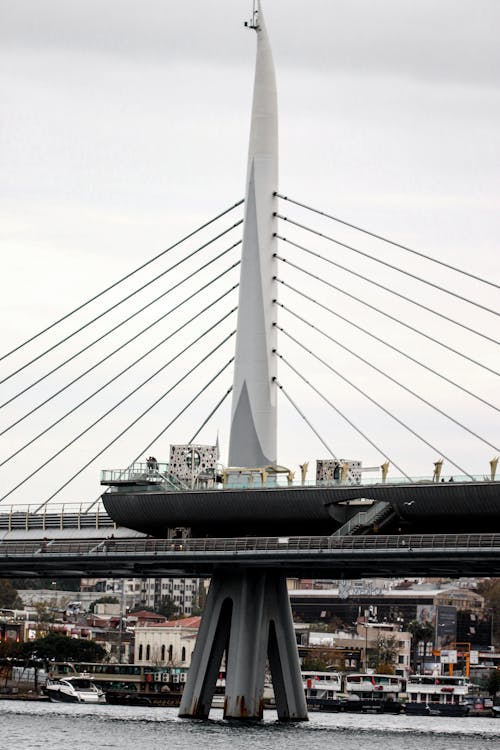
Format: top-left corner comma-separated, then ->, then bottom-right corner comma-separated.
0,288 -> 238,466
86,382 -> 234,513
189,387 -> 233,445
274,298 -> 500,414
272,378 -> 338,460
0,254 -> 240,426
1,198 -> 244,362
36,356 -> 235,512
275,215 -> 500,319
273,274 -> 500,379
273,360 -> 411,479
275,331 -> 473,478
0,326 -> 236,504
276,278 -> 500,377
274,318 -> 499,453
275,243 -> 500,347
1,242 -> 241,412
1,220 -> 243,385
274,193 -> 500,292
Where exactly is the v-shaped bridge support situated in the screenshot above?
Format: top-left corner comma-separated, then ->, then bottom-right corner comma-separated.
179,569 -> 308,721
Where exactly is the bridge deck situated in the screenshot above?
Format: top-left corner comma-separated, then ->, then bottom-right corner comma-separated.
1,533 -> 499,578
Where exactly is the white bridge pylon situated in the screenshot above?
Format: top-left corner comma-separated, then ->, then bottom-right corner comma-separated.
228,0 -> 278,469
180,3 -> 308,722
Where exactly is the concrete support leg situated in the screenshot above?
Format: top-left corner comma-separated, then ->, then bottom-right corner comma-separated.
179,568 -> 308,721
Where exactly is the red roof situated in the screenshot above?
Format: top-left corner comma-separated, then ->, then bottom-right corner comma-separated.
129,609 -> 167,622
151,616 -> 201,629
129,610 -> 167,621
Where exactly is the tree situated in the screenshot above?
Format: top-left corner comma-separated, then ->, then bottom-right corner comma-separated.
34,601 -> 56,625
372,634 -> 398,673
0,579 -> 23,609
407,619 -> 434,671
487,669 -> 500,697
301,654 -> 329,672
191,582 -> 207,616
157,595 -> 179,620
19,632 -> 106,662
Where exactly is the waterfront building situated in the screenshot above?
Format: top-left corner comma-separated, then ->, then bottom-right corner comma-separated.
134,616 -> 201,670
81,575 -> 205,616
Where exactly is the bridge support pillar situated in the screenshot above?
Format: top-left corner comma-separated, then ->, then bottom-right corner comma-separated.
179,568 -> 308,721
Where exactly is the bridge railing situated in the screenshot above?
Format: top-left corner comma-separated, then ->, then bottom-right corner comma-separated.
0,503 -> 114,531
2,533 -> 500,557
102,469 -> 499,491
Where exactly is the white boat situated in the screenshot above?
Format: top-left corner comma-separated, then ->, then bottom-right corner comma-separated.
46,676 -> 106,704
405,674 -> 472,716
302,670 -> 342,702
302,671 -> 363,712
302,671 -> 342,692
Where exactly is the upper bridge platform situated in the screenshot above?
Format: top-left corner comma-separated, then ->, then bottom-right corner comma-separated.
101,471 -> 500,537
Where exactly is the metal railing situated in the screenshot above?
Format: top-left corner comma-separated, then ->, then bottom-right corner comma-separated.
101,467 -> 500,492
2,533 -> 500,557
331,501 -> 392,537
100,463 -> 190,490
0,503 -> 114,530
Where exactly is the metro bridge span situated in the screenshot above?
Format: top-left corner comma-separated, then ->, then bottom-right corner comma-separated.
1,533 -> 500,579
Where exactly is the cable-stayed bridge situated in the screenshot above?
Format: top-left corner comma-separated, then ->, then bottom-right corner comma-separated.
1,1 -> 498,723
0,188 -> 498,515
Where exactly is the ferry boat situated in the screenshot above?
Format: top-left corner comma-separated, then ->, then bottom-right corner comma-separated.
343,673 -> 403,713
405,674 -> 472,716
302,671 -> 357,712
46,676 -> 105,704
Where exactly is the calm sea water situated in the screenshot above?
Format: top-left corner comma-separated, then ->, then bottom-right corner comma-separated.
1,701 -> 499,750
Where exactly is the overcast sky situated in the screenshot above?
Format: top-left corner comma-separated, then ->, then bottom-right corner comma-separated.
1,1 -> 499,506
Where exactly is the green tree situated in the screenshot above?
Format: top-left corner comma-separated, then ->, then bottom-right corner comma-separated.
301,654 -> 329,672
34,601 -> 57,624
19,632 -> 106,662
156,596 -> 179,620
0,579 -> 23,609
487,669 -> 500,697
191,582 -> 207,616
372,634 -> 398,673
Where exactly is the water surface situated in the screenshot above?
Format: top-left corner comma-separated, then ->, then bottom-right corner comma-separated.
1,700 -> 498,750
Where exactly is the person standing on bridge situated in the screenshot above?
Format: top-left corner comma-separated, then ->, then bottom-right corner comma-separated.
146,456 -> 158,473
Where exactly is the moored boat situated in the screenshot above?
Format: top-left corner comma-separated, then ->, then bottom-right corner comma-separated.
405,674 -> 472,716
302,671 -> 359,712
46,677 -> 106,704
344,673 -> 403,713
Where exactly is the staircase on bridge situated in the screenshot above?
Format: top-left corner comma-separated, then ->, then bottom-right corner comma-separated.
331,501 -> 395,537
